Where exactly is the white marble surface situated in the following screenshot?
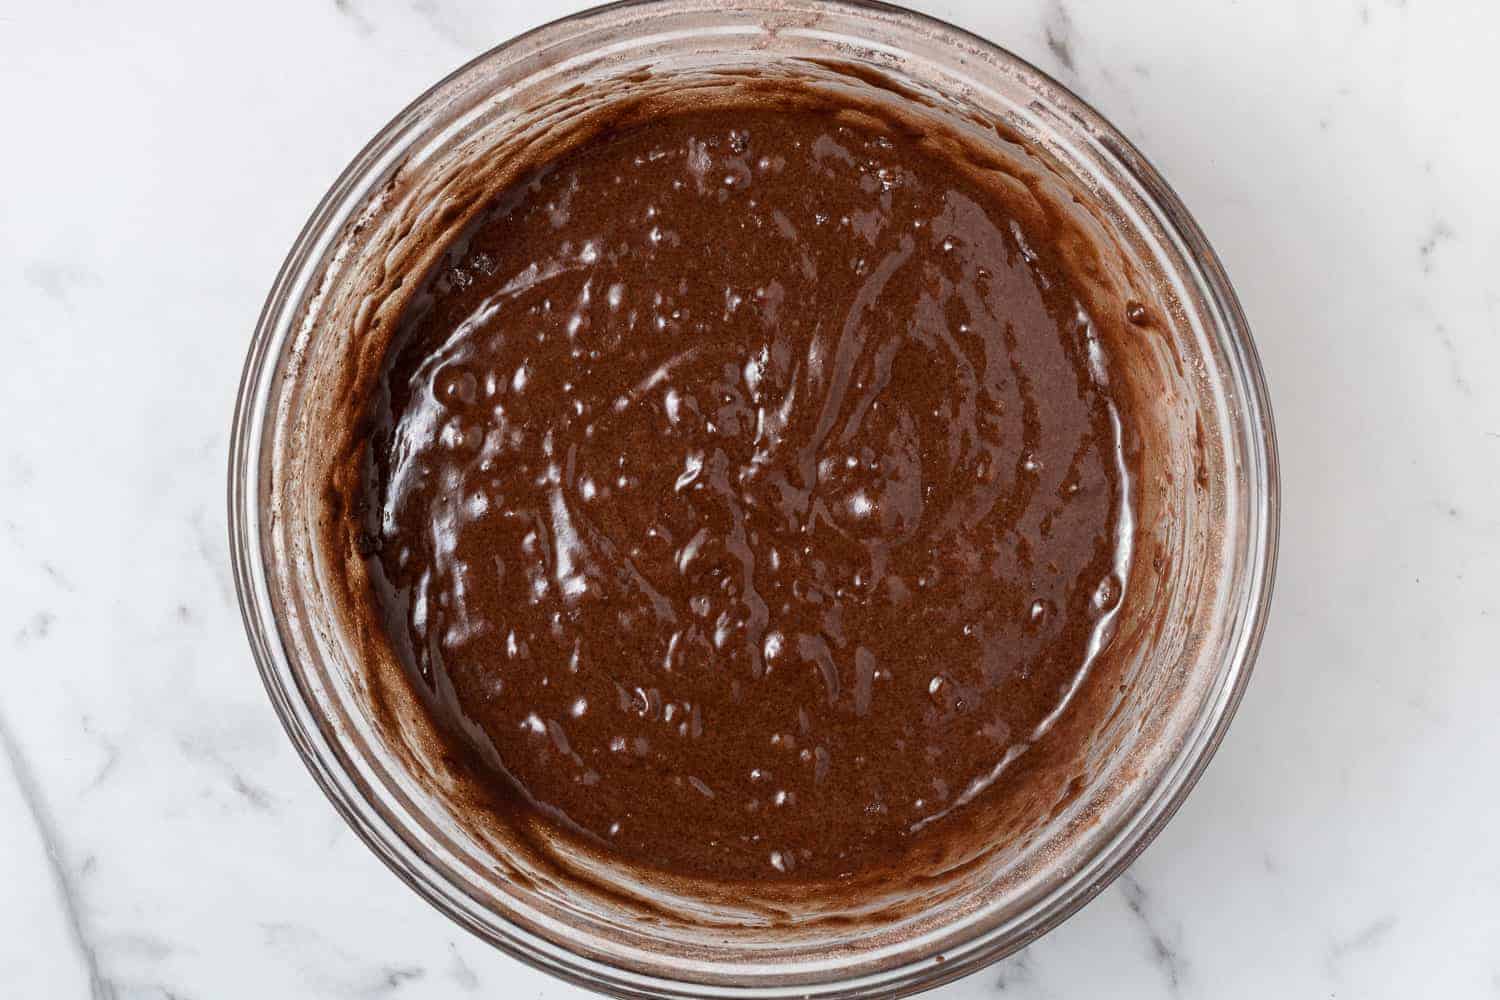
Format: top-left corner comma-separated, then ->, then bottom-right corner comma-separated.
3,0 -> 1498,996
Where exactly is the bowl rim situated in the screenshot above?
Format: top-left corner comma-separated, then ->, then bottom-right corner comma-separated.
228,1 -> 1280,996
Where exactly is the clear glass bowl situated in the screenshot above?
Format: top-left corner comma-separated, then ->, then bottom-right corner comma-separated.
228,1 -> 1278,996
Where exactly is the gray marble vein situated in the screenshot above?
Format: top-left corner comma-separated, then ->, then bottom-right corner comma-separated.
81,716 -> 122,791
1118,874 -> 1185,996
187,506 -> 235,608
13,609 -> 54,647
1329,915 -> 1397,965
176,735 -> 277,813
1042,0 -> 1075,74
262,922 -> 427,997
1419,219 -> 1455,274
1435,325 -> 1474,396
332,0 -> 376,35
409,0 -> 485,52
4,519 -> 77,597
447,944 -> 480,991
994,947 -> 1051,996
0,707 -> 115,998
40,559 -> 75,590
22,259 -> 97,306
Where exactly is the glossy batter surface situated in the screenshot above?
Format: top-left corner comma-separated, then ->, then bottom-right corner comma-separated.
359,108 -> 1129,880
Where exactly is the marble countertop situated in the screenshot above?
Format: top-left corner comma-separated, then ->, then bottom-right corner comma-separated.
4,0 -> 1498,996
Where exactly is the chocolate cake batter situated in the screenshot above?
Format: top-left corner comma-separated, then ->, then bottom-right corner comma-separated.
357,107 -> 1131,881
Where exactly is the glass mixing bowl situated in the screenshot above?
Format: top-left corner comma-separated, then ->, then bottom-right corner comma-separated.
228,1 -> 1278,996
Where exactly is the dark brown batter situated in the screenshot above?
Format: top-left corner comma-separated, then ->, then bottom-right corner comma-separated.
357,107 -> 1131,882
